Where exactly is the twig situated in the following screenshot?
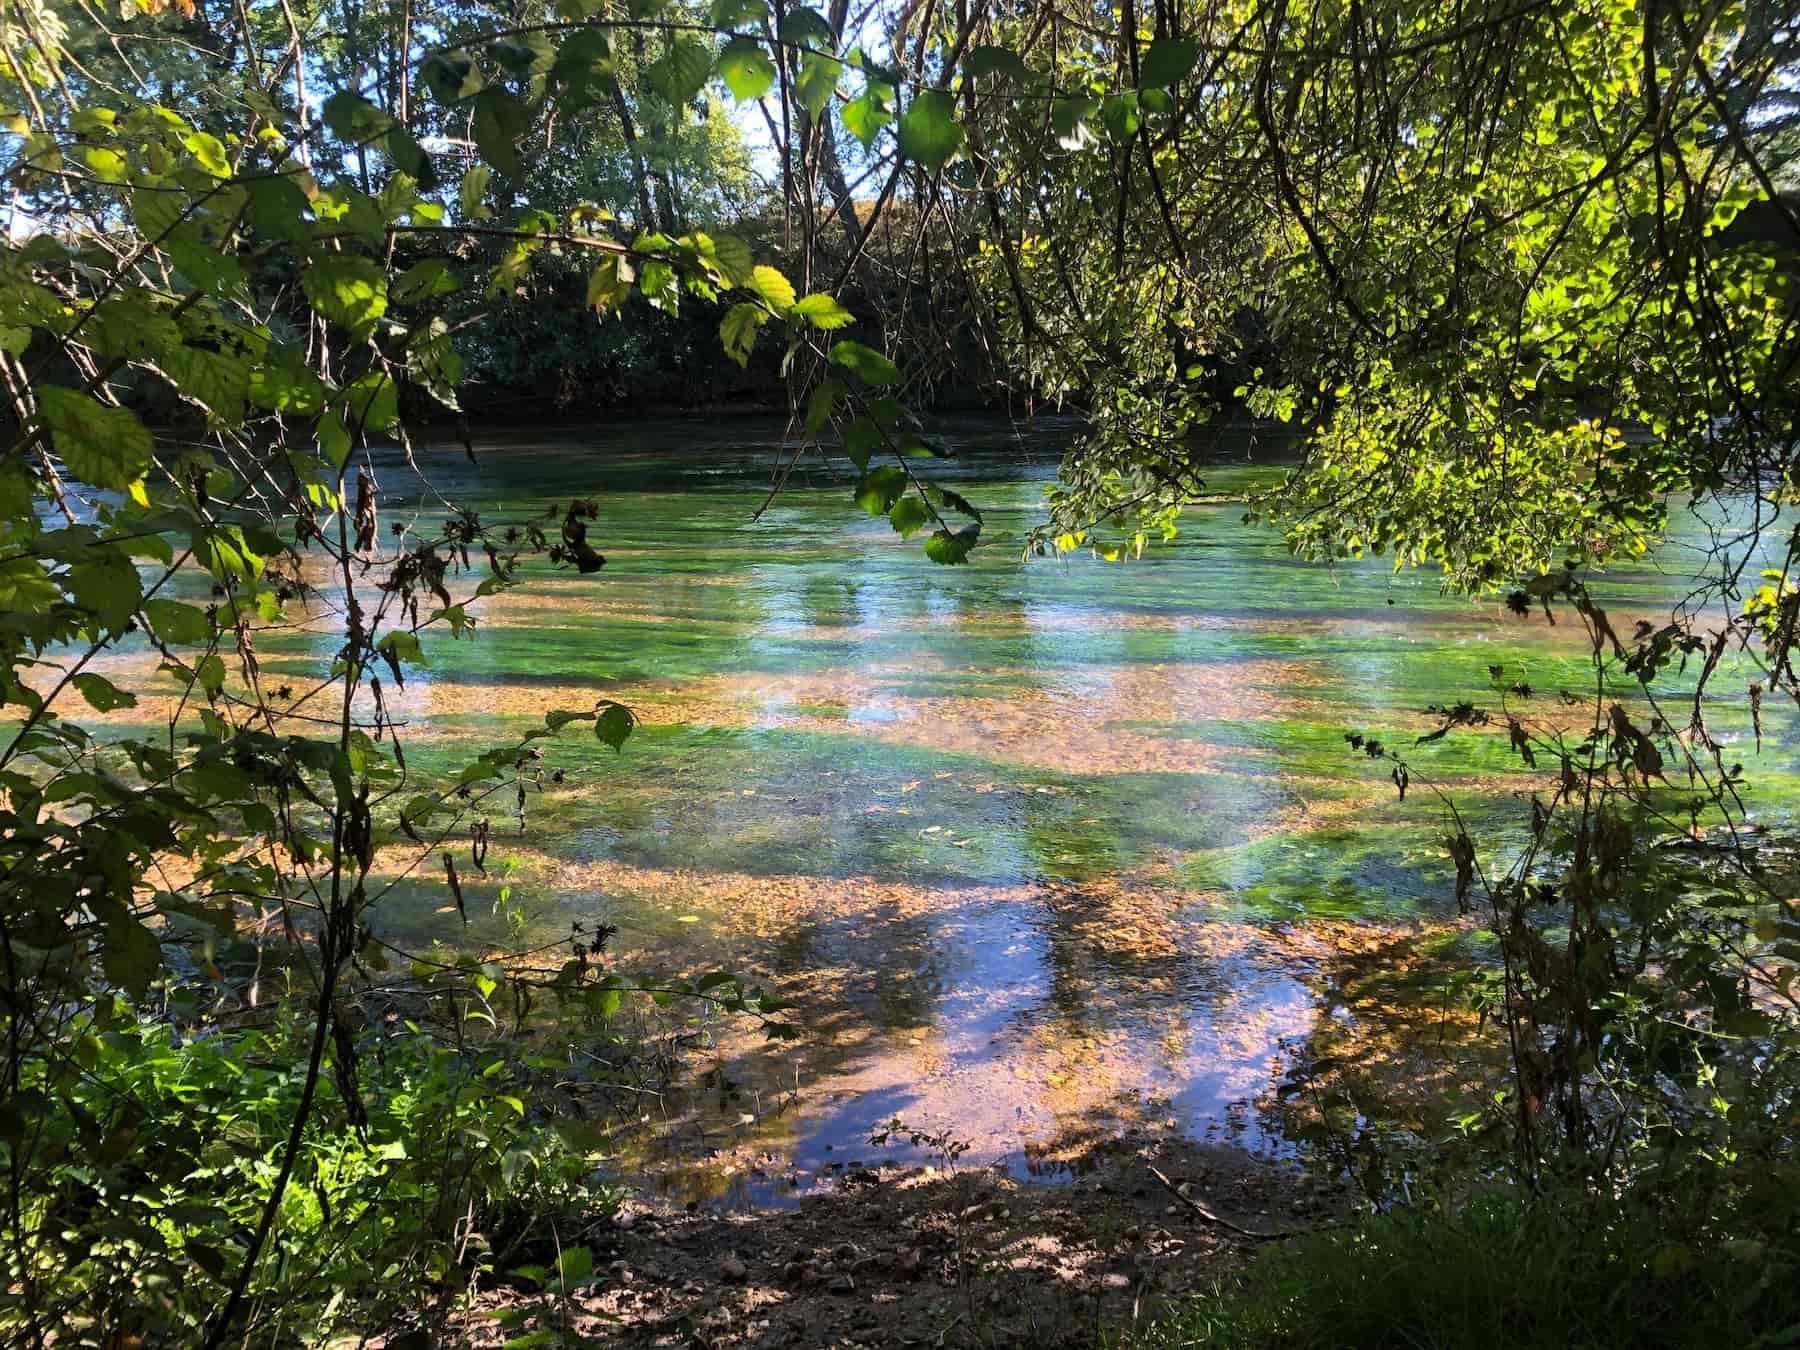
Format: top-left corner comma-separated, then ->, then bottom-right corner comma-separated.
1146,1164 -> 1326,1241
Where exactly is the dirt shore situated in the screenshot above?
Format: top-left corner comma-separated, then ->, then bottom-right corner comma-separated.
456,1136 -> 1346,1348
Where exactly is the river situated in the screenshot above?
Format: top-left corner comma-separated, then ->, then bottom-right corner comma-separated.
258,415 -> 1793,1206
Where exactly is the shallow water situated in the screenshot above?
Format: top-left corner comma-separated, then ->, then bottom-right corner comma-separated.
67,415 -> 1800,1203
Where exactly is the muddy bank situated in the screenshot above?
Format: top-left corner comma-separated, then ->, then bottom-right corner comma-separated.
456,1137 -> 1346,1349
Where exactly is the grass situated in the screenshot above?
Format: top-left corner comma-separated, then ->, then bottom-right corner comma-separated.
1129,1186 -> 1800,1350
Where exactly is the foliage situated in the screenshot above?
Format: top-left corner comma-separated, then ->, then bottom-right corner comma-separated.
0,0 -> 972,1341
5,0 -> 1800,1341
20,1002 -> 610,1345
1128,1182 -> 1800,1350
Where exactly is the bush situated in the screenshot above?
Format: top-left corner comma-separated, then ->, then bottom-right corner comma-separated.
1130,1184 -> 1800,1350
4,999 -> 615,1347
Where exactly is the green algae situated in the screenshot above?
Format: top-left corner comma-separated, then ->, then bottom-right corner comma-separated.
30,419 -> 1800,1190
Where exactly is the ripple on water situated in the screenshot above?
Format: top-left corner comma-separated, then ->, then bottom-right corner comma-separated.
38,422 -> 1794,1211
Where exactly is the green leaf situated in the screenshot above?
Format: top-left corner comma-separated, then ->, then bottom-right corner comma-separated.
473,89 -> 532,178
248,349 -> 327,415
318,412 -> 352,470
88,296 -> 180,362
889,495 -> 931,537
388,126 -> 435,187
710,0 -> 764,27
37,387 -> 154,492
392,259 -> 461,304
791,293 -> 853,329
843,416 -> 882,469
1102,92 -> 1141,141
72,673 -> 137,712
344,372 -> 399,434
777,7 -> 835,48
709,234 -> 756,286
841,88 -> 892,147
553,28 -> 614,100
162,345 -> 250,424
459,163 -> 493,220
143,598 -> 211,644
854,465 -> 907,515
717,36 -> 775,101
302,255 -> 388,340
101,909 -> 162,995
795,52 -> 838,116
926,483 -> 983,523
132,187 -> 186,242
924,525 -> 979,564
419,48 -> 484,103
829,339 -> 901,385
595,700 -> 636,750
1052,97 -> 1099,150
245,173 -> 313,243
556,1246 -> 595,1287
963,46 -> 1029,82
493,30 -> 555,76
83,146 -> 127,183
182,130 -> 231,178
66,551 -> 141,637
897,89 -> 963,171
1138,37 -> 1199,89
748,264 -> 796,311
587,254 -> 636,312
649,38 -> 712,104
804,378 -> 840,436
322,91 -> 393,144
719,302 -> 767,366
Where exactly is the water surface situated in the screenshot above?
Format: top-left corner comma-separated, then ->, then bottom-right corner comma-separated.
90,416 -> 1800,1202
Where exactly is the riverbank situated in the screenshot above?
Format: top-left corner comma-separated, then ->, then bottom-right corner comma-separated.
458,1137 -> 1342,1349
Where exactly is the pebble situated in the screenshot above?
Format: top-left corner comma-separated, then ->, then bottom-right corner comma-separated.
719,1256 -> 748,1282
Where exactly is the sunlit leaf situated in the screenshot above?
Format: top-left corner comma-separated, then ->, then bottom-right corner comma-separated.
719,302 -> 767,366
829,339 -> 901,385
717,36 -> 775,101
791,293 -> 853,329
748,264 -> 796,311
854,464 -> 906,515
302,254 -> 388,340
37,387 -> 154,491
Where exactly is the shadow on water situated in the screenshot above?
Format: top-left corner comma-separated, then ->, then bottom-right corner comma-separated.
117,415 -> 1796,1212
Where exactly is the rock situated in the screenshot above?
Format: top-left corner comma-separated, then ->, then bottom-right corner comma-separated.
719,1255 -> 748,1282
828,1273 -> 856,1294
832,1242 -> 857,1261
781,1260 -> 807,1285
1101,1273 -> 1132,1292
